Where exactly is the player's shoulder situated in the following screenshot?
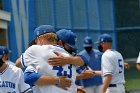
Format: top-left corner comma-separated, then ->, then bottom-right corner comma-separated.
103,49 -> 115,57
52,45 -> 64,50
78,50 -> 86,55
26,45 -> 41,52
103,49 -> 122,57
93,49 -> 102,55
51,45 -> 71,55
28,45 -> 41,49
9,64 -> 22,73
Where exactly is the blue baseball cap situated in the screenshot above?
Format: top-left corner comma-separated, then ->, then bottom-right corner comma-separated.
3,47 -> 10,54
56,29 -> 77,50
29,25 -> 56,45
83,36 -> 93,47
0,46 -> 10,58
0,47 -> 4,59
95,33 -> 112,44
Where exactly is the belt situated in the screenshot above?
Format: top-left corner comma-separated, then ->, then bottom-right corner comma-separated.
109,84 -> 116,87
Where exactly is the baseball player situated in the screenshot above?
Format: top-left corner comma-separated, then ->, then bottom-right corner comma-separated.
0,46 -> 31,93
14,25 -> 72,93
136,52 -> 140,71
96,33 -> 125,93
1,46 -> 15,65
16,26 -> 87,92
48,29 -> 87,67
23,26 -> 78,93
76,36 -> 102,93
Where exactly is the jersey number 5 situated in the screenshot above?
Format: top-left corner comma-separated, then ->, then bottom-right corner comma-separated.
118,59 -> 123,73
53,64 -> 72,78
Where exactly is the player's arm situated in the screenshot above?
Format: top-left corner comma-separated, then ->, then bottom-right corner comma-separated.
136,63 -> 140,71
136,53 -> 140,71
48,54 -> 87,66
76,70 -> 101,80
124,62 -> 130,69
24,71 -> 58,86
76,70 -> 95,80
76,65 -> 101,80
94,70 -> 102,76
15,54 -> 28,68
101,55 -> 114,93
15,57 -> 22,68
77,86 -> 86,93
101,74 -> 112,93
76,66 -> 96,80
24,70 -> 71,90
35,75 -> 71,90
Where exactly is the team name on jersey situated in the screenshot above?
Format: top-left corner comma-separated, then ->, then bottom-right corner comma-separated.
0,81 -> 15,89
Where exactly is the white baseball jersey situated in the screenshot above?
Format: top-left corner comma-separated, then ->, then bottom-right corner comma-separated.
136,52 -> 140,63
23,45 -> 77,93
101,49 -> 125,84
0,64 -> 31,93
6,60 -> 15,66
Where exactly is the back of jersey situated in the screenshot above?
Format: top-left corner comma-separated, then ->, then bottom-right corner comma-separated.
38,45 -> 77,93
102,49 -> 125,84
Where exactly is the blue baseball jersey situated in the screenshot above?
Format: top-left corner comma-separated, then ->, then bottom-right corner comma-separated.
76,49 -> 102,87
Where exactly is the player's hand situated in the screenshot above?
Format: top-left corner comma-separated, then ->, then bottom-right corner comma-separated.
77,86 -> 86,93
81,70 -> 95,79
48,52 -> 68,66
124,62 -> 130,69
58,76 -> 72,90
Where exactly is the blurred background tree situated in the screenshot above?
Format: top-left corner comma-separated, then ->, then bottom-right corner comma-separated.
0,0 -> 2,9
115,0 -> 140,59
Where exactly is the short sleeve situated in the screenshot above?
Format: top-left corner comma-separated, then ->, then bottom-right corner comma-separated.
22,45 -> 39,67
24,66 -> 42,86
137,52 -> 140,63
102,55 -> 114,76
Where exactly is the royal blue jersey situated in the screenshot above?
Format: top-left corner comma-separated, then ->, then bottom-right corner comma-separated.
76,49 -> 102,87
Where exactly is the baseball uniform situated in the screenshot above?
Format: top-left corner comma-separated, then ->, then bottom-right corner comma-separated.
77,49 -> 102,93
6,60 -> 15,66
102,49 -> 125,93
136,52 -> 140,63
22,45 -> 77,93
0,64 -> 31,93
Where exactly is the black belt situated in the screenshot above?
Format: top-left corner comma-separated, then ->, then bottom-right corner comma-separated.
109,84 -> 116,87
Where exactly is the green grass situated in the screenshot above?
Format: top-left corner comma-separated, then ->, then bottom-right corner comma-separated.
124,63 -> 140,91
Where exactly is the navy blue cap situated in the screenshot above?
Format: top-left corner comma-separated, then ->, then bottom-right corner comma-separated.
0,46 -> 10,58
56,29 -> 77,50
83,36 -> 93,47
3,47 -> 10,54
95,33 -> 112,44
30,25 -> 56,45
0,47 -> 4,58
